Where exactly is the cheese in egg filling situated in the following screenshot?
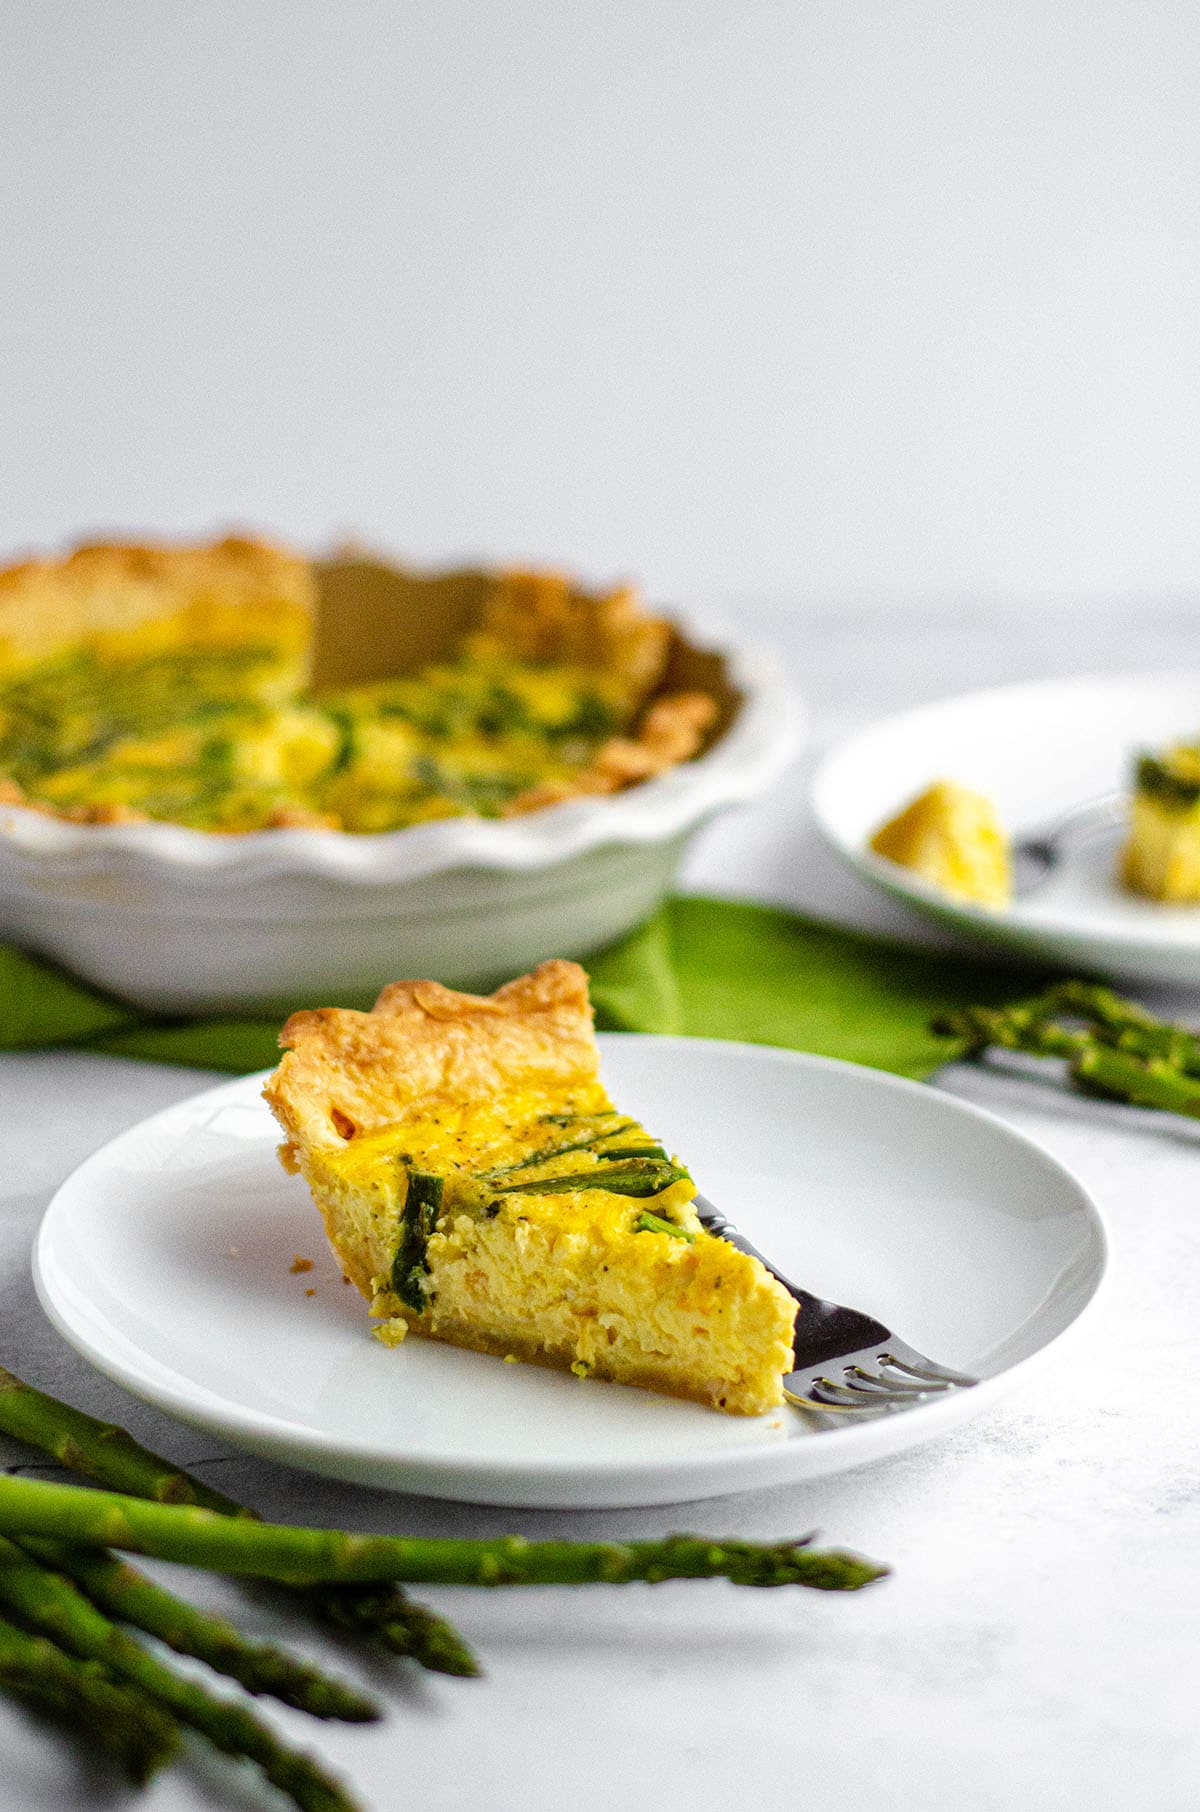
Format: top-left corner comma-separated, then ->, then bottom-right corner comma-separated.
264,961 -> 798,1416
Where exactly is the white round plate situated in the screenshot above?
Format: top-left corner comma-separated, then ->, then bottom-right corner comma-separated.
34,1037 -> 1105,1509
813,672 -> 1200,987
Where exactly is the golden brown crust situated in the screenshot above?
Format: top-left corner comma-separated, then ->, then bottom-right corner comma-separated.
503,689 -> 718,815
0,534 -> 314,674
263,958 -> 597,1161
382,1307 -> 783,1415
479,569 -> 671,696
0,781 -> 151,825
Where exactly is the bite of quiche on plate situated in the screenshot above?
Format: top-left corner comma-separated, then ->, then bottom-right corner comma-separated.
868,779 -> 1012,908
264,960 -> 798,1415
1121,743 -> 1200,902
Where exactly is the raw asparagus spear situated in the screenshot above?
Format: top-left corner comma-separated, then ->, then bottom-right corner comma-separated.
0,1364 -> 239,1507
311,1581 -> 478,1676
19,1538 -> 379,1721
0,1476 -> 886,1591
1050,980 -> 1200,1070
0,1610 -> 180,1785
934,982 -> 1200,1115
0,1364 -> 475,1674
0,1536 -> 359,1812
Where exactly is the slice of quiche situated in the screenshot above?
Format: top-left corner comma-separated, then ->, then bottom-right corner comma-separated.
869,780 -> 1012,908
264,961 -> 797,1415
1121,745 -> 1200,902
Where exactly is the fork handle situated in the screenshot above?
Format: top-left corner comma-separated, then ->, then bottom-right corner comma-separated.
692,1193 -> 891,1371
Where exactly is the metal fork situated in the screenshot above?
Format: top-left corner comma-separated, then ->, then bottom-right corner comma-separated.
1011,788 -> 1126,897
693,1192 -> 977,1421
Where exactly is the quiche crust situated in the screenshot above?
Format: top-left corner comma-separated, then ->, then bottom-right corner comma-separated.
265,962 -> 798,1416
266,962 -> 599,1192
0,535 -> 313,676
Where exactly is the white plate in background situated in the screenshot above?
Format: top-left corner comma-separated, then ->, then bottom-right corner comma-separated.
813,672 -> 1200,987
35,1036 -> 1105,1509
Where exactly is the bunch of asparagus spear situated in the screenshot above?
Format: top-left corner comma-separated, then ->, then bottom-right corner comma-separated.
934,979 -> 1200,1116
0,1366 -> 884,1811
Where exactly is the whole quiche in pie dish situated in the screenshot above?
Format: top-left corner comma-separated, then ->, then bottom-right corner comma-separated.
0,535 -> 719,834
0,534 -> 797,1010
265,959 -> 798,1415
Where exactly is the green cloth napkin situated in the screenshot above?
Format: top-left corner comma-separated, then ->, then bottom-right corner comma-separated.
0,896 -> 1036,1080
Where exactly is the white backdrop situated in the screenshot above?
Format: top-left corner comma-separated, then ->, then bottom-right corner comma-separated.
2,1 -> 1198,610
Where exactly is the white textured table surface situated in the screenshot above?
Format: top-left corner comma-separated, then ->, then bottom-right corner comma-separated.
3,602 -> 1199,1812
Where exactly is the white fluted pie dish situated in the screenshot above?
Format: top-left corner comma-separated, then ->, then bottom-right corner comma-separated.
0,613 -> 798,1012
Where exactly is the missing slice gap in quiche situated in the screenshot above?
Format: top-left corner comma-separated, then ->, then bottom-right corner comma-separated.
264,960 -> 797,1415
